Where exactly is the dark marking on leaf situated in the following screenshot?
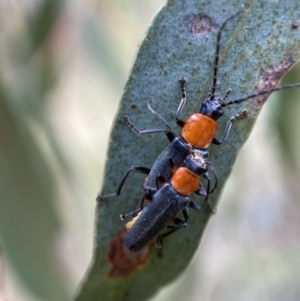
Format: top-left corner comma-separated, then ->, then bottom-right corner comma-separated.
131,104 -> 138,109
253,57 -> 295,110
107,228 -> 151,277
291,23 -> 298,29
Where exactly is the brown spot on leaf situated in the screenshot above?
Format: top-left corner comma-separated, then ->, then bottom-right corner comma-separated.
253,58 -> 294,110
107,228 -> 151,277
188,14 -> 217,37
131,104 -> 138,109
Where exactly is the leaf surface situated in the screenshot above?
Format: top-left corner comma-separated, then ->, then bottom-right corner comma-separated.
76,0 -> 300,300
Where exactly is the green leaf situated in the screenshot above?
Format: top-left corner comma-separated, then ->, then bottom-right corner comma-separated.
76,0 -> 300,300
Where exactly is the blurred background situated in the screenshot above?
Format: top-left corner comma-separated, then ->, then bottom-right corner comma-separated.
1,1 -> 300,301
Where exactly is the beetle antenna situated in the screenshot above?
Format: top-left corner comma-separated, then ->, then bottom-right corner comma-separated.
210,9 -> 243,99
223,82 -> 300,106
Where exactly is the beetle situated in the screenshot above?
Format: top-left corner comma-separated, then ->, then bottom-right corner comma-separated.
123,152 -> 209,252
122,11 -> 246,153
97,104 -> 216,211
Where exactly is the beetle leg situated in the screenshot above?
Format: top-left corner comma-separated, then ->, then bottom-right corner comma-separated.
212,109 -> 248,145
96,166 -> 150,201
175,77 -> 187,127
122,115 -> 167,136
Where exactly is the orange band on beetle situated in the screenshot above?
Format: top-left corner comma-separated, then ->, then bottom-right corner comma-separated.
126,213 -> 141,230
182,113 -> 218,149
171,167 -> 200,196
